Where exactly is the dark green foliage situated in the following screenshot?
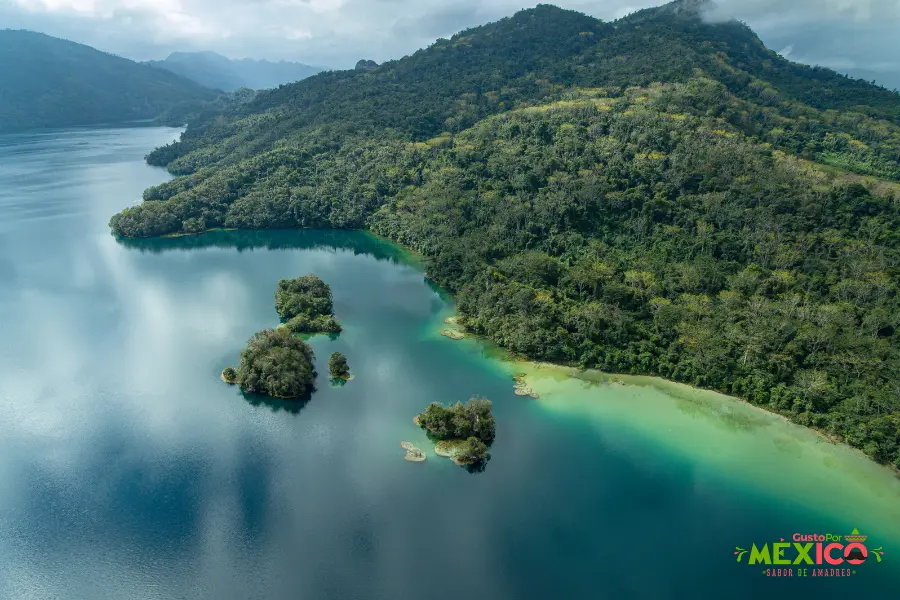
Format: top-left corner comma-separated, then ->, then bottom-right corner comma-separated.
235,328 -> 316,398
417,398 -> 496,443
329,352 -> 350,379
110,3 -> 900,468
285,314 -> 342,334
354,60 -> 378,71
0,30 -> 218,133
221,366 -> 237,384
275,274 -> 342,333
618,2 -> 900,123
276,274 -> 333,317
109,3 -> 900,238
124,2 -> 900,185
456,437 -> 490,465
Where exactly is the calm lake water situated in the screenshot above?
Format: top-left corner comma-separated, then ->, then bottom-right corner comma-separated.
0,127 -> 898,599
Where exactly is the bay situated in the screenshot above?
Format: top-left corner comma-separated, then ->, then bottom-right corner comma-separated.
0,127 -> 897,599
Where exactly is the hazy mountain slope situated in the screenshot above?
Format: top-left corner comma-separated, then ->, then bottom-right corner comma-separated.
110,2 -> 900,468
0,30 -> 218,133
141,2 -> 900,178
143,4 -> 606,171
616,2 -> 900,123
147,51 -> 322,91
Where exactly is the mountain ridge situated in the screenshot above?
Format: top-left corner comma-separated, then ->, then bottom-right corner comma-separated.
146,51 -> 323,91
141,2 -> 900,173
0,29 -> 219,133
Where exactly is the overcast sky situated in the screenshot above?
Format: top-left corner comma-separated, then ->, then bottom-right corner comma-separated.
2,0 -> 899,88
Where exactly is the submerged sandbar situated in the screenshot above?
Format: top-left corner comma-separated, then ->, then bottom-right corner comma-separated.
430,310 -> 900,536
508,361 -> 900,539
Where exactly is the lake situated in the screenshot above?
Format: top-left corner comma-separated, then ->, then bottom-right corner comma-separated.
0,127 -> 898,599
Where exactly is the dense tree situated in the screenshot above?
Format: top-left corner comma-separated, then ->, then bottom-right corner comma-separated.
456,437 -> 490,465
284,314 -> 342,334
221,366 -> 237,384
109,3 -> 900,468
275,274 -> 342,334
417,398 -> 496,444
234,328 -> 316,398
329,352 -> 351,379
0,30 -> 218,133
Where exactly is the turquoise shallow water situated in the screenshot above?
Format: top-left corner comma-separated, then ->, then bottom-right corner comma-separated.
0,127 -> 898,599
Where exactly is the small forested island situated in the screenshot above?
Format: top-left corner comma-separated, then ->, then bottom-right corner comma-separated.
275,274 -> 342,334
221,366 -> 237,384
224,328 -> 316,398
416,398 -> 495,465
328,352 -> 352,380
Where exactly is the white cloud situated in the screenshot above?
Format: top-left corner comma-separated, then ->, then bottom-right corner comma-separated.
285,28 -> 313,40
704,0 -> 900,22
1,0 -> 898,81
14,0 -> 222,39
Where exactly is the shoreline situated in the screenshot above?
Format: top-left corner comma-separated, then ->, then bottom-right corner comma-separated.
517,360 -> 900,479
436,314 -> 900,479
161,227 -> 238,238
504,357 -> 900,538
149,226 -> 428,264
118,224 -> 898,477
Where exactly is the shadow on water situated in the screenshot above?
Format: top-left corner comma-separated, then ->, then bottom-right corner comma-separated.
296,331 -> 342,343
420,428 -> 493,474
240,388 -> 312,415
115,228 -> 422,267
464,455 -> 491,474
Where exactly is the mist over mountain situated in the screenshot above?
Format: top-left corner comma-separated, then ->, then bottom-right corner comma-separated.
0,30 -> 218,133
147,51 -> 323,91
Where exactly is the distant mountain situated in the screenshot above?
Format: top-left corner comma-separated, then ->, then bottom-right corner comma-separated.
0,30 -> 218,133
147,52 -> 323,91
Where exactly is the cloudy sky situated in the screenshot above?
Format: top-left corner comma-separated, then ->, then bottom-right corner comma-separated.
2,0 -> 899,87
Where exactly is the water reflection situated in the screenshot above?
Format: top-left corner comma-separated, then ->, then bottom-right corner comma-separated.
116,228 -> 420,267
240,389 -> 311,415
465,456 -> 491,474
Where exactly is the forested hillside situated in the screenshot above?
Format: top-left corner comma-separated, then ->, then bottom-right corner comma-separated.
110,2 -> 900,468
147,52 -> 322,92
0,30 -> 218,132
